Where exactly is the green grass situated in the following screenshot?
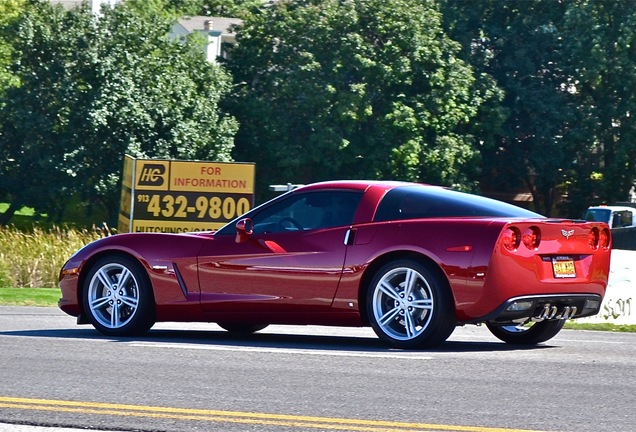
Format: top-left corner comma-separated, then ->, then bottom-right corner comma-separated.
0,203 -> 40,216
564,321 -> 636,333
0,287 -> 60,307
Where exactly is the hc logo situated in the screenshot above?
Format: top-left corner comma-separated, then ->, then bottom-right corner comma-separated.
138,163 -> 166,187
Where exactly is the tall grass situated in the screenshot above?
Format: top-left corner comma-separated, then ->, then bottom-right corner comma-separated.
0,225 -> 105,288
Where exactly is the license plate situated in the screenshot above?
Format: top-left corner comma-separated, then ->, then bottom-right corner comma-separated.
552,257 -> 576,278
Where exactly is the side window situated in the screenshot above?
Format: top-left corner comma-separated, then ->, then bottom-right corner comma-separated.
252,191 -> 363,234
617,211 -> 633,228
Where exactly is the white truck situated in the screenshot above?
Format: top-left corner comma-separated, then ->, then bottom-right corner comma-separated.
583,205 -> 636,229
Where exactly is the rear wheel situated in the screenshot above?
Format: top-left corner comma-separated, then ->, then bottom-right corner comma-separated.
217,323 -> 269,334
486,320 -> 565,345
367,259 -> 455,349
82,255 -> 155,336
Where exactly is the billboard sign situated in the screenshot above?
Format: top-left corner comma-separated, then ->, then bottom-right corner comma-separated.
118,156 -> 255,233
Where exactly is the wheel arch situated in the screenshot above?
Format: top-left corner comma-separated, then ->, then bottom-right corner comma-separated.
76,250 -> 154,323
357,250 -> 454,325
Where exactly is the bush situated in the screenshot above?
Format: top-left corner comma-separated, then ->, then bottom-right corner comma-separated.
0,225 -> 105,288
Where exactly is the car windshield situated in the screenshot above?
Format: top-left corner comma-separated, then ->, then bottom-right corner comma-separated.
583,208 -> 611,224
374,186 -> 543,222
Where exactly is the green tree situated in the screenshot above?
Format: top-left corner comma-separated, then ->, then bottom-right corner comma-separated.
562,1 -> 636,212
128,0 -> 202,18
442,0 -> 582,216
0,0 -> 26,220
0,1 -> 78,224
0,1 -> 237,225
196,0 -> 264,18
157,0 -> 264,18
225,0 -> 484,199
0,0 -> 25,96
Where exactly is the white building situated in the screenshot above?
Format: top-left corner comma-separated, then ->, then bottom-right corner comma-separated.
51,0 -> 121,14
170,16 -> 242,63
50,2 -> 242,63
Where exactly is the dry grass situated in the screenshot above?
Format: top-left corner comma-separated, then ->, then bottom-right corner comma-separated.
0,225 -> 105,288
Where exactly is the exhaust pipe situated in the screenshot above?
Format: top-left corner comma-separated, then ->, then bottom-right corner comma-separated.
532,304 -> 577,322
533,305 -> 549,322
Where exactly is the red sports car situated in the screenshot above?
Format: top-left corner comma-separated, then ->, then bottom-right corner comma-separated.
59,181 -> 611,348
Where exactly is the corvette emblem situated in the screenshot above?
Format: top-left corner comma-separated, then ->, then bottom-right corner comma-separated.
561,229 -> 575,239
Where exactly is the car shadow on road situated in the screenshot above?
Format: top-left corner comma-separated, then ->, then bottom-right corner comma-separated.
0,326 -> 554,354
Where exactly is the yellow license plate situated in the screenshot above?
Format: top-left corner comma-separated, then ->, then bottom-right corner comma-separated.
552,257 -> 576,278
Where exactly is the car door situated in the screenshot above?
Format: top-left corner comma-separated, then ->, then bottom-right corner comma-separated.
197,190 -> 363,314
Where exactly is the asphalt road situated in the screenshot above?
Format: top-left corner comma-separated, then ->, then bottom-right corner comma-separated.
0,306 -> 635,432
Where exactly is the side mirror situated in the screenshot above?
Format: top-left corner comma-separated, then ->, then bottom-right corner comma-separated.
235,218 -> 254,243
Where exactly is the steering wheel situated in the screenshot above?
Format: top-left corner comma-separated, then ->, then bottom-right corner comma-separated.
278,217 -> 303,231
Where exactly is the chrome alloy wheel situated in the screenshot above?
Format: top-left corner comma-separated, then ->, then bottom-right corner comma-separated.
371,266 -> 434,341
498,324 -> 530,334
87,262 -> 140,330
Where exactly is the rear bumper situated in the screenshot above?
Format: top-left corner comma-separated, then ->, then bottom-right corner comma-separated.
462,293 -> 603,325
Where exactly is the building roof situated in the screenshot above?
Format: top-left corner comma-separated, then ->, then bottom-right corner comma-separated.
177,16 -> 243,37
50,0 -> 88,8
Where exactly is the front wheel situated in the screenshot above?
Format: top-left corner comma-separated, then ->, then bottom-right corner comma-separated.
367,260 -> 456,349
82,255 -> 155,336
486,320 -> 566,345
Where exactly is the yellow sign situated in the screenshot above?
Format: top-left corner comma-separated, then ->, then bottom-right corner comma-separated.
118,156 -> 255,233
169,161 -> 254,193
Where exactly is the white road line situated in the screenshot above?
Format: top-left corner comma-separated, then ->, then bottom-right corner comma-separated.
554,338 -> 624,344
127,342 -> 433,359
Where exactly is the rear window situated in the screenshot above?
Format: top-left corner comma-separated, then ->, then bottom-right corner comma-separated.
374,186 -> 542,222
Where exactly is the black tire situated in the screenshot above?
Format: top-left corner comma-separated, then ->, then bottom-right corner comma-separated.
82,255 -> 155,336
217,323 -> 269,334
486,320 -> 566,345
366,259 -> 456,349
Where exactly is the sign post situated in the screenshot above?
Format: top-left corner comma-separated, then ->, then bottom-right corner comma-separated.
118,155 -> 255,233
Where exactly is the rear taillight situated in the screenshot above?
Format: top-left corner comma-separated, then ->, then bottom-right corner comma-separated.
521,226 -> 541,250
588,228 -> 599,249
588,227 -> 610,250
502,227 -> 521,251
599,228 -> 611,249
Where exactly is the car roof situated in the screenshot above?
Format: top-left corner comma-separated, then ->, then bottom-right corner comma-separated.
296,180 -> 423,193
587,206 -> 636,212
